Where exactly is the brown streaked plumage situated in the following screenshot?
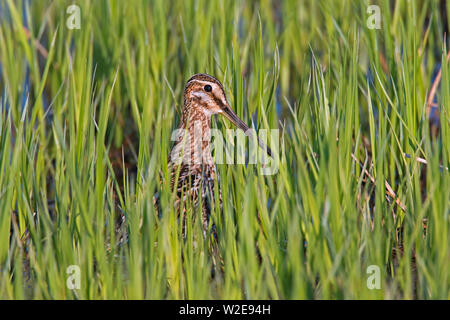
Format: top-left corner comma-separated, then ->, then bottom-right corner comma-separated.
168,73 -> 271,236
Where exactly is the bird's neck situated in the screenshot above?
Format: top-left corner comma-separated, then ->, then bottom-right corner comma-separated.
180,103 -> 211,132
171,102 -> 214,166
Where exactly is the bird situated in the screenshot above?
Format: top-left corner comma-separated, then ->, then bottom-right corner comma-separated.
167,73 -> 272,237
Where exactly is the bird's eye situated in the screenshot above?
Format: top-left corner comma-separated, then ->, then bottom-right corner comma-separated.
204,85 -> 212,92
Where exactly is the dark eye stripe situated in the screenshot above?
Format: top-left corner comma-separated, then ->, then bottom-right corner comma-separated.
204,85 -> 212,92
212,95 -> 225,108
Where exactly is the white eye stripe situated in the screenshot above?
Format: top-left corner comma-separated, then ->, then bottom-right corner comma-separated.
192,91 -> 210,100
192,80 -> 214,86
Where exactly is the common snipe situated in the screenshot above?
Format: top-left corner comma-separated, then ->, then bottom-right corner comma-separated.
167,73 -> 271,235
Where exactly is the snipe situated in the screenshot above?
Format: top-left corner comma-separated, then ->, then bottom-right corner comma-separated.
168,73 -> 271,235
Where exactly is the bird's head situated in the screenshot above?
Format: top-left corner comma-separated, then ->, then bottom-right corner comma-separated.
184,73 -> 228,117
183,73 -> 272,157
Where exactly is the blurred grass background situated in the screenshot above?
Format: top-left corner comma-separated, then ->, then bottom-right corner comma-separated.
0,0 -> 448,299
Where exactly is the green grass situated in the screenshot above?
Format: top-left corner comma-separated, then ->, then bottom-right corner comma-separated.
0,0 -> 448,299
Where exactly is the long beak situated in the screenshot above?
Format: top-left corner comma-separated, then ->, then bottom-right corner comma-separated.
221,105 -> 272,158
